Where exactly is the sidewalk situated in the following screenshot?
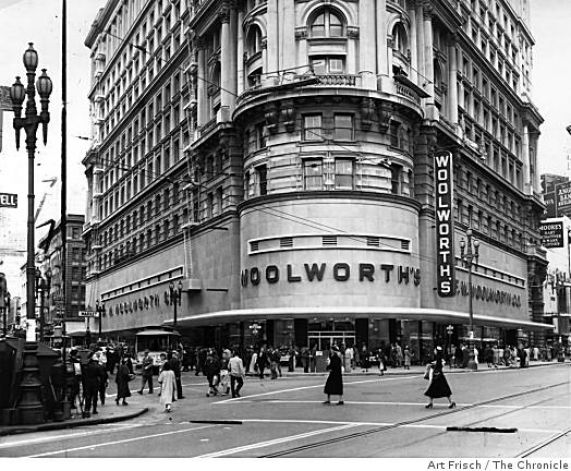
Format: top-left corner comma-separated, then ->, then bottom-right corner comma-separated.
0,392 -> 151,437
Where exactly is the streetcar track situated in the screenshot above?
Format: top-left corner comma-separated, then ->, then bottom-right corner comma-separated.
258,380 -> 569,458
516,426 -> 571,458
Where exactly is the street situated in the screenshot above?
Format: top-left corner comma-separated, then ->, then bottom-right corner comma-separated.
0,363 -> 569,458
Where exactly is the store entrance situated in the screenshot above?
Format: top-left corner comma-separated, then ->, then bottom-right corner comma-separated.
307,331 -> 356,350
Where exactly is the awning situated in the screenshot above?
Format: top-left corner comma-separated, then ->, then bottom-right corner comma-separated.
165,307 -> 554,331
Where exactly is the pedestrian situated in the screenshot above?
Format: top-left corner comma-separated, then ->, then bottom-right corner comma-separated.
97,356 -> 109,405
310,344 -> 317,372
270,347 -> 280,379
229,350 -> 246,398
344,345 -> 353,373
220,349 -> 231,396
361,345 -> 370,372
484,345 -> 495,368
424,347 -> 456,409
257,347 -> 268,379
82,355 -> 101,418
395,343 -> 404,368
115,358 -> 132,406
69,349 -> 83,410
158,361 -> 177,413
288,346 -> 295,372
169,350 -> 184,399
403,346 -> 412,370
377,348 -> 387,375
138,349 -> 154,395
301,347 -> 310,373
205,348 -> 221,396
518,345 -> 527,368
249,348 -> 258,375
323,345 -> 344,405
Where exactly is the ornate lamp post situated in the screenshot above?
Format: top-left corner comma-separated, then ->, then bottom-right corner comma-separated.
10,43 -> 53,425
169,281 -> 183,326
96,299 -> 105,340
460,228 -> 480,371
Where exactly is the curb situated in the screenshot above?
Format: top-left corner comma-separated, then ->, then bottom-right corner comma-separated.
0,407 -> 149,437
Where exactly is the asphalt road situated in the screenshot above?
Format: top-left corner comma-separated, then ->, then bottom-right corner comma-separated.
1,364 -> 570,458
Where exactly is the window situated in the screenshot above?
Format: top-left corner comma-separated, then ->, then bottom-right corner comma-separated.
310,8 -> 343,37
334,114 -> 354,141
390,163 -> 402,194
392,23 -> 408,55
256,165 -> 268,195
303,114 -> 323,141
335,159 -> 353,189
311,56 -> 344,74
304,160 -> 323,190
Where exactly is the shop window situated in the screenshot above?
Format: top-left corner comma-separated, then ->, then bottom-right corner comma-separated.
303,159 -> 323,190
303,114 -> 323,141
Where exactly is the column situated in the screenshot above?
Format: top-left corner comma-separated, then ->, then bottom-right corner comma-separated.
267,0 -> 279,79
220,7 -> 233,118
376,0 -> 388,78
408,4 -> 418,83
415,1 -> 425,83
237,8 -> 245,95
359,0 -> 376,89
229,7 -> 238,107
522,123 -> 531,195
423,2 -> 436,120
448,36 -> 459,126
281,0 -> 296,73
197,43 -> 207,126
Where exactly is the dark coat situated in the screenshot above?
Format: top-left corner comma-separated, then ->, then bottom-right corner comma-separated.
115,364 -> 132,399
424,358 -> 452,399
205,355 -> 221,376
169,357 -> 182,378
324,353 -> 343,395
82,360 -> 101,391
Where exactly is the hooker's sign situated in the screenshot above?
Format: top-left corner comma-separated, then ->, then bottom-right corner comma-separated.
435,151 -> 455,297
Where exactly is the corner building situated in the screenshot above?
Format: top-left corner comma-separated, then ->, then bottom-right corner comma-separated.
83,0 -> 551,355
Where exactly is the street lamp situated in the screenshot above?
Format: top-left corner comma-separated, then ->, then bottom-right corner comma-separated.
10,43 -> 53,425
169,280 -> 183,326
96,299 -> 105,340
460,228 -> 480,371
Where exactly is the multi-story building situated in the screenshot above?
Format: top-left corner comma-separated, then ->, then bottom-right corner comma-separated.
37,215 -> 87,336
83,0 -> 551,354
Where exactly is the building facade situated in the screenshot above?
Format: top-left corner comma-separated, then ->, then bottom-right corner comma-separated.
37,215 -> 87,336
83,0 -> 551,355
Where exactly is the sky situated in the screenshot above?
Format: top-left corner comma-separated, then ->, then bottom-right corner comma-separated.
0,0 -> 569,296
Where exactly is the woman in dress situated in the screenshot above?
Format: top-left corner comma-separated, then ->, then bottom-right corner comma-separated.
323,345 -> 344,405
115,358 -> 132,406
158,361 -> 177,412
424,346 -> 456,409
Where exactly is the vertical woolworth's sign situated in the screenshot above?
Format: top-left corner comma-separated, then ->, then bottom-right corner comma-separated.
435,151 -> 455,297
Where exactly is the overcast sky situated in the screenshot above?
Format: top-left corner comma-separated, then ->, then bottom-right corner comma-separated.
0,0 -> 569,293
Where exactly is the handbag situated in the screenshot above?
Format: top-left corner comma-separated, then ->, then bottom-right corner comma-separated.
423,364 -> 432,380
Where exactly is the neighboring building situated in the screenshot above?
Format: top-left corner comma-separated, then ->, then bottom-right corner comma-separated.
541,173 -> 571,219
38,215 -> 87,335
540,216 -> 571,347
83,0 -> 550,355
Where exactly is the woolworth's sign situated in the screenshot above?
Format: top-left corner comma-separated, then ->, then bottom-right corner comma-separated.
434,151 -> 455,297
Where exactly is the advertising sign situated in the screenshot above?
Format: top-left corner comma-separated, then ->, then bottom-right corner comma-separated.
540,221 -> 564,248
434,151 -> 455,297
556,182 -> 571,215
544,191 -> 556,219
0,193 -> 17,208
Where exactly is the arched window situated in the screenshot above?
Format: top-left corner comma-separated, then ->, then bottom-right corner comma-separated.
392,23 -> 408,55
434,59 -> 442,90
246,25 -> 262,56
310,8 -> 344,37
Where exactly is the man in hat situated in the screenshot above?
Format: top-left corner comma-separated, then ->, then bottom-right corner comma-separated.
138,349 -> 154,395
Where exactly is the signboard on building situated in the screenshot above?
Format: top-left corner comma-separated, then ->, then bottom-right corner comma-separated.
540,221 -> 565,248
78,311 -> 96,317
434,151 -> 455,297
0,193 -> 17,208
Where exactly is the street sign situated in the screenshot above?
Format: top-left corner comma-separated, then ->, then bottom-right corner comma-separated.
78,311 -> 97,317
0,193 -> 17,208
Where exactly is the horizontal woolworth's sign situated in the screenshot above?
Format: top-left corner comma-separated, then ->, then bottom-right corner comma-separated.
241,262 -> 421,287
